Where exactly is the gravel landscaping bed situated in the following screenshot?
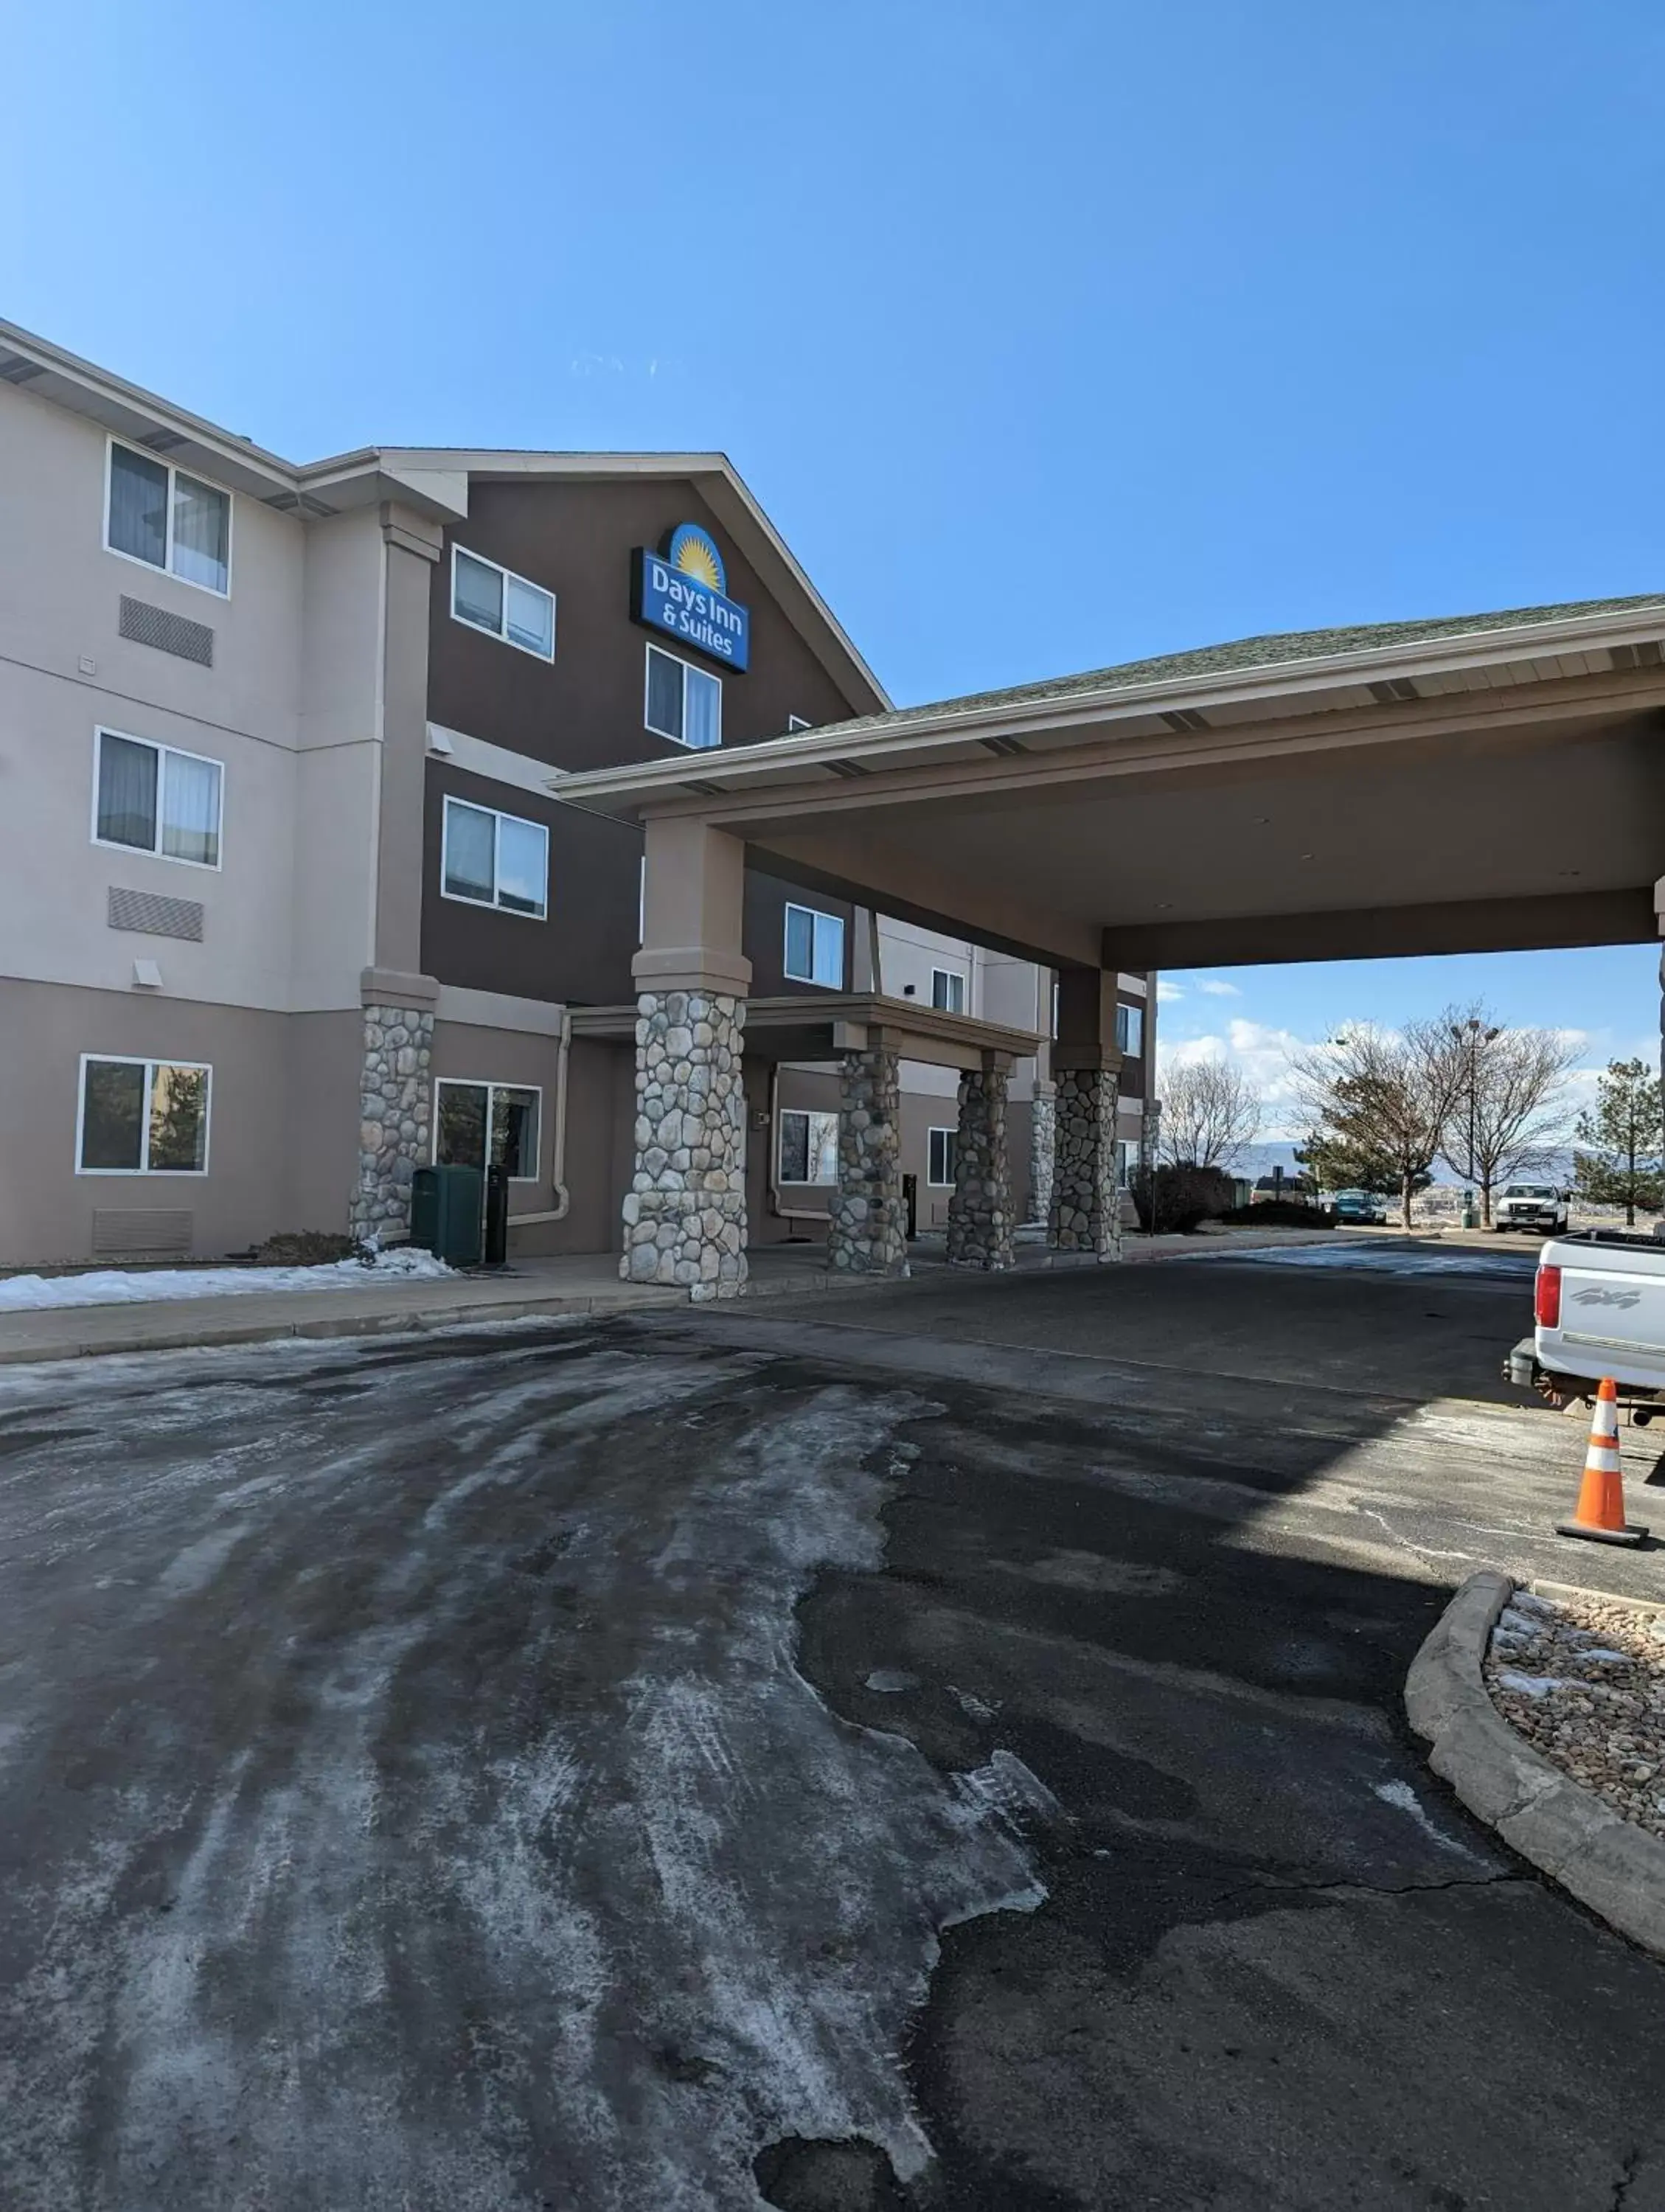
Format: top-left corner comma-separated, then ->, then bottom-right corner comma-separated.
1485,1588 -> 1665,1840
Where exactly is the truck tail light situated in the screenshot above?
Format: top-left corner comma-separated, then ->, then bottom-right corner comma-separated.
1535,1265 -> 1562,1329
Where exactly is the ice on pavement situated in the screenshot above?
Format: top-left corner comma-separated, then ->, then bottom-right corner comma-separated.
0,1247 -> 453,1312
1203,1243 -> 1533,1276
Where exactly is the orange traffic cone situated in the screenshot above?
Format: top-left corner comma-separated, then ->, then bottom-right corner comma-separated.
1555,1377 -> 1649,1547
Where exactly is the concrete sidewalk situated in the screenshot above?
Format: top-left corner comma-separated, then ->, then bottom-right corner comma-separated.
0,1224 -> 1357,1366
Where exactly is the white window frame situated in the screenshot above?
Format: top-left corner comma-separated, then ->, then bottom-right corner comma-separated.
449,543 -> 557,661
432,1078 -> 544,1184
439,796 -> 549,919
928,1126 -> 957,1188
783,902 -> 845,990
103,437 -> 232,599
90,726 -> 225,872
644,642 -> 723,749
777,1107 -> 841,1187
74,1053 -> 212,1177
931,967 -> 967,1015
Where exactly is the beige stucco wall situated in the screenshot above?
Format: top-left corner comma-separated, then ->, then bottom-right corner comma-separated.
0,380 -> 392,1021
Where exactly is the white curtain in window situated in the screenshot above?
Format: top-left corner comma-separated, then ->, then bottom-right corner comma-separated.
811,911 -> 844,987
170,473 -> 229,591
684,667 -> 721,750
444,801 -> 497,902
495,817 -> 549,917
108,448 -> 168,568
506,575 -> 555,658
161,752 -> 221,866
97,733 -> 159,850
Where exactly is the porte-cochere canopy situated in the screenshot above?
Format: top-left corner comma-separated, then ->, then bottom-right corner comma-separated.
552,593 -> 1665,1295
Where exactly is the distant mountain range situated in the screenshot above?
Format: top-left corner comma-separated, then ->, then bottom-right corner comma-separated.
1228,1141 -> 1579,1189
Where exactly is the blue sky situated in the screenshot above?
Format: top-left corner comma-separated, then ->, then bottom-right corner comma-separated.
6,1 -> 1661,1119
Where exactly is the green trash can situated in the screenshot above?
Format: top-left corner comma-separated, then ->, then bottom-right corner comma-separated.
410,1164 -> 484,1267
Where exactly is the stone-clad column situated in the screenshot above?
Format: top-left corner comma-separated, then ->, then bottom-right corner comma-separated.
624,817 -> 753,1301
349,969 -> 437,1245
829,1046 -> 910,1276
948,1063 -> 1015,1270
1029,1084 -> 1056,1225
621,991 -> 748,1298
1048,965 -> 1123,1262
1049,1067 -> 1122,1259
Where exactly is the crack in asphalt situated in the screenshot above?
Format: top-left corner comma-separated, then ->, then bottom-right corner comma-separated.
1612,2144 -> 1643,2211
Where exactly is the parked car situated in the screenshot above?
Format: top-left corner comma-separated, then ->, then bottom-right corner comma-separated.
1330,1189 -> 1387,1225
1495,1181 -> 1570,1234
1506,1230 -> 1665,1413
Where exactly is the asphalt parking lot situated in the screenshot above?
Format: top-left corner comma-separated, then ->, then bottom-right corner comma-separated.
2,1245 -> 1664,2211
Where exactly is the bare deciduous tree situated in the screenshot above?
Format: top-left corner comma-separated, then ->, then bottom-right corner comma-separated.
1295,1018 -> 1468,1228
1158,1058 -> 1262,1171
1439,1006 -> 1579,1225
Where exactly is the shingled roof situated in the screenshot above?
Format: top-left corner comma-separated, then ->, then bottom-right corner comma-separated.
808,590 -> 1665,742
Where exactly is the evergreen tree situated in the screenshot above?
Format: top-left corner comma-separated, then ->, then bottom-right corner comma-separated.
1573,1059 -> 1664,1226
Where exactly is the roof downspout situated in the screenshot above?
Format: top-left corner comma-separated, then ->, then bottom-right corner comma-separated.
507,1009 -> 573,1228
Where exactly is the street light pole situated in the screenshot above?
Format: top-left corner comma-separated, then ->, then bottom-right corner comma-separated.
1452,1017 -> 1501,1228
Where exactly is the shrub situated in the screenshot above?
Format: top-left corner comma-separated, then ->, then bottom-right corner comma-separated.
254,1230 -> 364,1267
1130,1164 -> 1235,1234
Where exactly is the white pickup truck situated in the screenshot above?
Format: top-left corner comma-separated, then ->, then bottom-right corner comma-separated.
1495,1180 -> 1570,1234
1507,1231 -> 1665,1418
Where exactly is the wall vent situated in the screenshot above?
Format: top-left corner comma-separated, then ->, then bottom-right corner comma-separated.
91,1209 -> 194,1259
825,757 -> 872,779
1161,707 -> 1211,734
119,594 -> 214,667
979,734 -> 1029,757
108,886 -> 204,941
1369,677 -> 1421,704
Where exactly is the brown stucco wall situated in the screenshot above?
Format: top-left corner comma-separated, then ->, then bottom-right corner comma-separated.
426,479 -> 857,773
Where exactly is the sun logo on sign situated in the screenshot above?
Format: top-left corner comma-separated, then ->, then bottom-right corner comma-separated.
665,523 -> 727,596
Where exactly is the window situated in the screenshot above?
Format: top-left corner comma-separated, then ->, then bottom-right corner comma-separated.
787,715 -> 813,734
441,797 -> 549,918
105,441 -> 230,596
94,729 -> 223,868
931,968 -> 967,1015
77,1056 -> 210,1175
1116,1003 -> 1144,1058
1116,1140 -> 1139,1189
434,1080 -> 542,1180
644,644 -> 721,749
451,546 -> 555,660
779,1108 -> 840,1186
928,1127 -> 957,1188
784,903 -> 845,989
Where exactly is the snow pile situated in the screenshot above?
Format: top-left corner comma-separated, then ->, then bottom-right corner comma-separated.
0,1246 -> 454,1312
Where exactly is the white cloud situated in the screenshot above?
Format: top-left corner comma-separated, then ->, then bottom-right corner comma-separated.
1155,1014 -> 1650,1141
1155,980 -> 1184,1003
1194,978 -> 1241,998
1158,1018 -> 1313,1134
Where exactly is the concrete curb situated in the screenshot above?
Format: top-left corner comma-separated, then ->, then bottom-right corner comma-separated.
1407,1570 -> 1665,1960
0,1253 -> 919,1368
